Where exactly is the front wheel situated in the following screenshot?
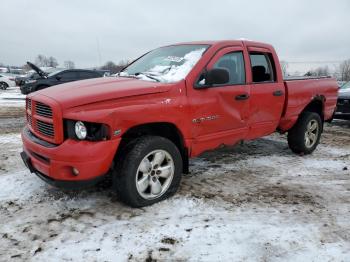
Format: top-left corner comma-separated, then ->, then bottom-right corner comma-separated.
113,136 -> 183,207
287,112 -> 322,154
0,82 -> 9,90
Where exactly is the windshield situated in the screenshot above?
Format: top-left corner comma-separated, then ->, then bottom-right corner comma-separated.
120,44 -> 209,83
340,81 -> 350,90
47,69 -> 64,77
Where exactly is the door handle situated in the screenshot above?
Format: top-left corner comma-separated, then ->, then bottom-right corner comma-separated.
273,90 -> 284,96
235,94 -> 250,101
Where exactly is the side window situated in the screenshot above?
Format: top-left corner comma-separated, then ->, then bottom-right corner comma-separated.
79,71 -> 97,79
213,52 -> 245,85
250,53 -> 276,83
60,71 -> 78,80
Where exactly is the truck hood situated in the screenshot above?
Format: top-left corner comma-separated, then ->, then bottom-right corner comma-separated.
32,77 -> 173,109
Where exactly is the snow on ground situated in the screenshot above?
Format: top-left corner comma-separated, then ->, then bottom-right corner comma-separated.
0,109 -> 350,261
0,87 -> 25,107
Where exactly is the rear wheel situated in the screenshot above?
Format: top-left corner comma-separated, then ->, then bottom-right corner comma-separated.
113,136 -> 183,207
287,112 -> 322,154
0,82 -> 9,90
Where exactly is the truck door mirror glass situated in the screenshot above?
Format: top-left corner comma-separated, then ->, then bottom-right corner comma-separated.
205,68 -> 230,86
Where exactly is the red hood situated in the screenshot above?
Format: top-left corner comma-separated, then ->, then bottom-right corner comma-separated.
30,77 -> 172,109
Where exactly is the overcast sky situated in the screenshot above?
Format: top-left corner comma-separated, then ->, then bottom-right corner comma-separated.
1,0 -> 349,68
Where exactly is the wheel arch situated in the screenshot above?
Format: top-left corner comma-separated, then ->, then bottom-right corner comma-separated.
302,95 -> 325,121
116,122 -> 189,174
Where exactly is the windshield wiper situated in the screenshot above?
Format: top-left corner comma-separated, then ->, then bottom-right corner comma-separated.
135,72 -> 161,82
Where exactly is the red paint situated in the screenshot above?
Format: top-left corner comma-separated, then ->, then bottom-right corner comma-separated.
22,40 -> 338,183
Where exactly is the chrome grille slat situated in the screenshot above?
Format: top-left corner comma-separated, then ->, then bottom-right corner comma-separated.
35,102 -> 53,118
37,120 -> 54,137
27,98 -> 32,111
26,99 -> 57,141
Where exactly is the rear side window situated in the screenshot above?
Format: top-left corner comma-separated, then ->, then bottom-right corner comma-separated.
60,71 -> 79,80
250,53 -> 276,83
213,52 -> 245,85
79,71 -> 98,79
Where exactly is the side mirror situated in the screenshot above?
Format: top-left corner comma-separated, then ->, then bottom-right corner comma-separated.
56,75 -> 61,81
204,68 -> 229,86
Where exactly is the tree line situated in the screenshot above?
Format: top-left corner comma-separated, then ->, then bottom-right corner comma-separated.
27,54 -> 129,74
281,59 -> 350,81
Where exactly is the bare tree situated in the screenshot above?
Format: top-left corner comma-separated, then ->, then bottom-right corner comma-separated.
280,60 -> 289,77
100,60 -> 129,74
305,66 -> 330,77
47,56 -> 58,68
35,55 -> 48,67
315,66 -> 329,76
339,59 -> 350,81
22,63 -> 32,71
64,60 -> 75,69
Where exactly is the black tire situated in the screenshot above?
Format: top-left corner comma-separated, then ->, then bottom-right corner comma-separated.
287,112 -> 322,154
113,136 -> 183,207
0,82 -> 9,90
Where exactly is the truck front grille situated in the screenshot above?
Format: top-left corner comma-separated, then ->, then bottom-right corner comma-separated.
27,114 -> 33,127
36,102 -> 53,118
27,98 -> 32,111
26,97 -> 60,144
37,120 -> 54,138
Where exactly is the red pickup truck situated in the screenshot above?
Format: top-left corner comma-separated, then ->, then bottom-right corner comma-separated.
21,40 -> 338,207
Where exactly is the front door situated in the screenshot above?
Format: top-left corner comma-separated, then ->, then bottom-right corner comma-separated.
190,46 -> 250,156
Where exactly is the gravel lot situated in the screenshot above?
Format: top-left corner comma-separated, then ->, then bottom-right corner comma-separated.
0,94 -> 349,261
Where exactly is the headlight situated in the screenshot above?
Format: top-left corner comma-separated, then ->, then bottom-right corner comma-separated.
65,120 -> 109,141
75,121 -> 87,140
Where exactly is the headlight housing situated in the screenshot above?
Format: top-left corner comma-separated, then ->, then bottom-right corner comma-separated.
65,120 -> 109,141
75,121 -> 87,140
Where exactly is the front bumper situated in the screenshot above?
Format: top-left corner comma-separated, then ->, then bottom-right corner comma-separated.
334,112 -> 350,120
21,127 -> 121,187
334,99 -> 350,120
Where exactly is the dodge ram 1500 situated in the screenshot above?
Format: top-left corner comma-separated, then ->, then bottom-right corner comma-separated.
21,40 -> 338,207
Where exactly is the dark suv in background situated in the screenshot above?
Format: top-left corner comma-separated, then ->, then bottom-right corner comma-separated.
334,81 -> 350,120
20,62 -> 104,94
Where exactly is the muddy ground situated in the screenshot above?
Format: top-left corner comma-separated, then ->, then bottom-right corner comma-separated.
0,106 -> 349,261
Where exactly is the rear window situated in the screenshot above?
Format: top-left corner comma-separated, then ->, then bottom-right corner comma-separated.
79,71 -> 98,79
60,71 -> 79,80
250,53 -> 276,83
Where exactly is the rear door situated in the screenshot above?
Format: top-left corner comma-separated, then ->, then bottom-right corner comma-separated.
190,46 -> 250,154
246,49 -> 285,139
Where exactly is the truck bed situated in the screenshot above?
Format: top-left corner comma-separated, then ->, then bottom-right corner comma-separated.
279,76 -> 338,131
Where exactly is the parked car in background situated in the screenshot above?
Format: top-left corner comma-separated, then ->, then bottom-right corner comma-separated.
15,67 -> 60,87
20,62 -> 104,94
0,74 -> 16,89
334,81 -> 350,120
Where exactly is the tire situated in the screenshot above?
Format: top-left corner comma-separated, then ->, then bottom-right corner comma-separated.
0,82 -> 9,90
113,136 -> 183,207
287,112 -> 322,154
